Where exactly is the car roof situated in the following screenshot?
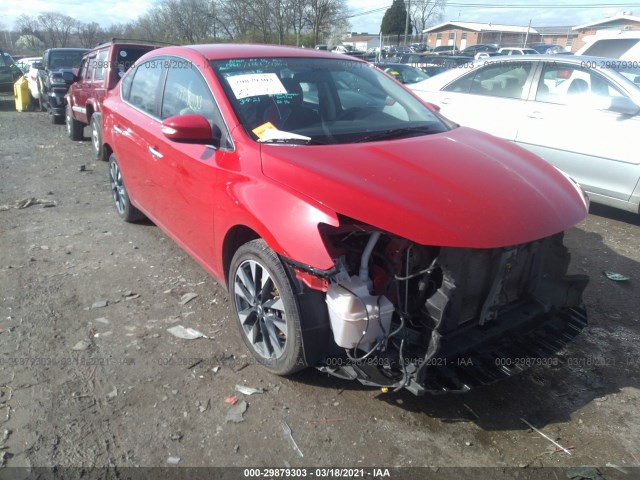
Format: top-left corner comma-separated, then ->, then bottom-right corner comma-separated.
410,53 -> 640,93
148,44 -> 351,62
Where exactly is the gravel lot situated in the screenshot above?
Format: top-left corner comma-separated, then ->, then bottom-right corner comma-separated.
0,93 -> 639,479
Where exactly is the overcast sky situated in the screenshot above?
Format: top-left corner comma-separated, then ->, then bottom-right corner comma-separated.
1,0 -> 636,36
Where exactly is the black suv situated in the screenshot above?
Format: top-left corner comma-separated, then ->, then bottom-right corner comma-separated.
0,50 -> 22,93
37,48 -> 87,123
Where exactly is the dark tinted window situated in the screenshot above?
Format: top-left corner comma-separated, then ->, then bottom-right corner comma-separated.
127,59 -> 165,116
48,50 -> 85,69
114,47 -> 154,78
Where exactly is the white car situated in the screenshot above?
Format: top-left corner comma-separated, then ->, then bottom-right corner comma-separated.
499,47 -> 538,55
14,56 -> 42,74
409,55 -> 640,214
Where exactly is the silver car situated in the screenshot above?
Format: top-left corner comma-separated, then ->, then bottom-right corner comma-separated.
409,55 -> 640,214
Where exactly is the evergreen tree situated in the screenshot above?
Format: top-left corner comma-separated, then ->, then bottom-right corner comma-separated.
381,0 -> 412,44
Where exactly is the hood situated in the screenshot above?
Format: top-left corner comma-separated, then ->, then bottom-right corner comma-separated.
261,127 -> 588,248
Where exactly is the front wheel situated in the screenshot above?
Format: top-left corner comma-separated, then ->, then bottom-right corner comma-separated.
108,153 -> 145,223
66,105 -> 84,141
229,240 -> 306,375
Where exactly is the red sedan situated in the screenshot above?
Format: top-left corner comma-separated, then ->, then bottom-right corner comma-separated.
101,44 -> 589,395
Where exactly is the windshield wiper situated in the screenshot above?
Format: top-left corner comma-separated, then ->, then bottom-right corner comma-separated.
355,126 -> 433,143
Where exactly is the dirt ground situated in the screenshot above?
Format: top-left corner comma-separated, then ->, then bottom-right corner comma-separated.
0,93 -> 639,479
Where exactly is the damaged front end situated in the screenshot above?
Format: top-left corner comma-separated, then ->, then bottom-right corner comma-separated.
290,222 -> 588,395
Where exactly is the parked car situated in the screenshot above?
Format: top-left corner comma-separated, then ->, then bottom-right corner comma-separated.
409,54 -> 640,214
410,43 -> 428,53
14,56 -> 42,74
575,31 -> 640,60
102,44 -> 589,395
375,63 -> 431,84
409,55 -> 474,77
532,44 -> 566,54
458,44 -> 499,57
65,39 -> 163,158
499,47 -> 538,55
432,45 -> 459,55
37,48 -> 87,123
0,50 -> 22,93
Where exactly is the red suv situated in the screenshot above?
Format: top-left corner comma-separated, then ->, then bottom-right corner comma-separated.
65,40 -> 163,158
101,44 -> 590,395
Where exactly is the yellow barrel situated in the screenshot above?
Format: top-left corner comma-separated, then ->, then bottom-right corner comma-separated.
14,76 -> 31,112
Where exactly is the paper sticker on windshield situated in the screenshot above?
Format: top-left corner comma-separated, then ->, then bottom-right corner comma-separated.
252,122 -> 277,140
227,73 -> 287,99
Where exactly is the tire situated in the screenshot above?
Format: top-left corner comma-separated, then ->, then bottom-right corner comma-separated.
66,105 -> 83,141
108,153 -> 145,223
229,239 -> 306,375
91,113 -> 103,160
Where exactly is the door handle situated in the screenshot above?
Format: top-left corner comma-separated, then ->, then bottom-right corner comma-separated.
148,146 -> 163,159
112,125 -> 123,134
527,111 -> 544,119
441,98 -> 452,104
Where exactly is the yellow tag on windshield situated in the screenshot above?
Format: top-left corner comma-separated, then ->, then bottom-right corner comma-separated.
252,122 -> 277,140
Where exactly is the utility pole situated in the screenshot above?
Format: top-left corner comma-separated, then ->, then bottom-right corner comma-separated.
524,19 -> 531,47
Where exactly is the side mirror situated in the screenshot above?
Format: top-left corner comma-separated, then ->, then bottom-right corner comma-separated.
62,71 -> 76,83
35,62 -> 44,70
608,96 -> 640,116
161,114 -> 214,143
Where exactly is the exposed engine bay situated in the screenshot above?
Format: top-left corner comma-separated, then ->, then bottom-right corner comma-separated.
291,222 -> 588,395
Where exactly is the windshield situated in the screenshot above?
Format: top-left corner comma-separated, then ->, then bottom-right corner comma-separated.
211,57 -> 448,144
49,50 -> 85,70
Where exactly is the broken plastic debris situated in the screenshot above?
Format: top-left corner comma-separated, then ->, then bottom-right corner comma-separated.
281,421 -> 304,458
179,292 -> 198,305
0,197 -> 57,211
225,400 -> 247,423
235,384 -> 265,395
106,387 -> 118,400
71,340 -> 91,351
166,456 -> 181,465
224,396 -> 239,405
166,325 -> 208,340
604,271 -> 631,281
91,300 -> 108,309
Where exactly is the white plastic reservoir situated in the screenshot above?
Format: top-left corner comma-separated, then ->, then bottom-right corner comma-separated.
326,276 -> 394,350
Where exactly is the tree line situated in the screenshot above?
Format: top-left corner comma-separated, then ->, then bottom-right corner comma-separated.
6,0 -> 445,54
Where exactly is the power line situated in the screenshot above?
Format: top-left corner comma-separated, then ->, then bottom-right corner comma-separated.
348,2 -> 638,18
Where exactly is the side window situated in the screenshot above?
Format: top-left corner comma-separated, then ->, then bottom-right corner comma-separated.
128,59 -> 165,116
447,63 -> 531,99
535,64 -> 624,104
94,50 -> 108,81
80,57 -> 93,82
161,58 -> 231,148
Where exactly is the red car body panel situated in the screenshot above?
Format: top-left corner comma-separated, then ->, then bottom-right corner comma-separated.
261,128 -> 587,249
102,44 -> 588,283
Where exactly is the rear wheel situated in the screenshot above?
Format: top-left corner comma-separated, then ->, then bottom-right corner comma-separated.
66,105 -> 83,141
48,107 -> 63,124
229,240 -> 306,375
108,153 -> 145,222
91,113 -> 103,160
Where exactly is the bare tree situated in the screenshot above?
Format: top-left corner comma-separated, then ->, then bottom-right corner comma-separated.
37,12 -> 78,47
77,22 -> 103,48
306,0 -> 348,46
410,0 -> 446,35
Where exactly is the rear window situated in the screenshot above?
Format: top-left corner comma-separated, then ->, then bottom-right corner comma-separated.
583,38 -> 640,58
114,47 -> 155,75
49,51 -> 85,69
